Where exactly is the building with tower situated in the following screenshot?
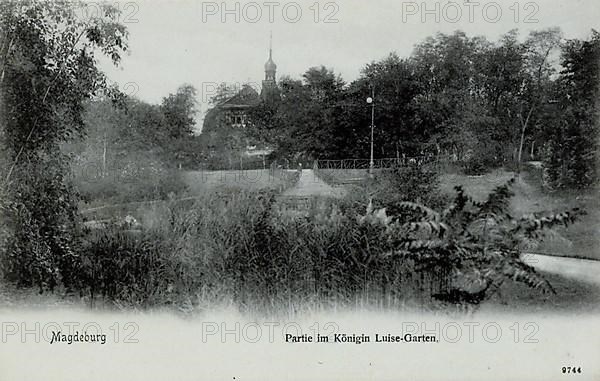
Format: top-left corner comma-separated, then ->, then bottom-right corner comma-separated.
201,37 -> 279,165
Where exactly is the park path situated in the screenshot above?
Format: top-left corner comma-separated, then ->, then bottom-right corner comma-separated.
524,254 -> 600,286
282,169 -> 344,198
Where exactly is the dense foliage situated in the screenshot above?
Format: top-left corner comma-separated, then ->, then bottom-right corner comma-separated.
542,31 -> 600,189
71,85 -> 199,204
233,29 -> 597,186
0,1 -> 127,290
366,164 -> 448,215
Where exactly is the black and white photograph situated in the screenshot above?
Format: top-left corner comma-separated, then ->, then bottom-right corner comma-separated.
0,0 -> 599,380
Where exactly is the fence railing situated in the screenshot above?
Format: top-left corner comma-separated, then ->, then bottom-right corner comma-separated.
315,155 -> 456,170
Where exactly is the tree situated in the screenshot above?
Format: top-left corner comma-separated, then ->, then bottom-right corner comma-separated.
515,28 -> 562,174
248,67 -> 346,159
542,30 -> 599,188
410,32 -> 493,160
348,53 -> 421,158
0,1 -> 128,290
476,30 -> 527,162
160,84 -> 198,139
77,97 -> 123,177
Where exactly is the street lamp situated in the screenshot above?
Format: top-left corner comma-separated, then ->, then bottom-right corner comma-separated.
366,86 -> 375,176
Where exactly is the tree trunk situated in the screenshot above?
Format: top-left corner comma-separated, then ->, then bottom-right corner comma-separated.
102,133 -> 107,177
517,106 -> 535,176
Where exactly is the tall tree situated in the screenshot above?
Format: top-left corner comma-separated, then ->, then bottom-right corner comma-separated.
411,31 -> 494,163
516,28 -> 562,173
357,53 -> 421,157
248,67 -> 346,159
161,84 -> 198,139
0,1 -> 128,290
543,30 -> 599,188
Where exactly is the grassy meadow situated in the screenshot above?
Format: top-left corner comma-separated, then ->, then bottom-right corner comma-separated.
78,168 -> 300,223
183,168 -> 301,193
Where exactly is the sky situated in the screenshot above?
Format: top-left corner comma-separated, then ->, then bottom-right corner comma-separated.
95,0 -> 600,130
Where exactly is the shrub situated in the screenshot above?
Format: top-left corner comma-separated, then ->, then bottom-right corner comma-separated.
1,160 -> 83,292
543,136 -> 598,190
366,164 -> 448,217
381,179 -> 584,310
462,155 -> 487,175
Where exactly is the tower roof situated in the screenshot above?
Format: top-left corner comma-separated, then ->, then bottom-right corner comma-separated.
265,33 -> 277,72
265,56 -> 277,72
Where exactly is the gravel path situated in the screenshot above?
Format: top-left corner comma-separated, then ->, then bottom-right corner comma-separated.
524,253 -> 600,286
282,169 -> 345,198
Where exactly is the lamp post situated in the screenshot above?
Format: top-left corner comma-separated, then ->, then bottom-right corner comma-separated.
366,86 -> 375,176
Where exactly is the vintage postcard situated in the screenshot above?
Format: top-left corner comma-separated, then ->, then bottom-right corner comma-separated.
0,0 -> 599,380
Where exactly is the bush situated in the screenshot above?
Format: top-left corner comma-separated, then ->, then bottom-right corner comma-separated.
462,155 -> 487,175
1,160 -> 83,292
366,164 -> 448,216
460,143 -> 504,175
543,135 -> 598,190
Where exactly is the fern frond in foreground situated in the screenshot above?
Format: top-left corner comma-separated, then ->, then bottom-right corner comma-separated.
376,180 -> 584,306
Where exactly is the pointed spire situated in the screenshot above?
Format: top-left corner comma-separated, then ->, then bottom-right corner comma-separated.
264,32 -> 277,75
269,31 -> 273,59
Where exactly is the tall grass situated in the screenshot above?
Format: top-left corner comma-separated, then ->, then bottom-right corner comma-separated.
80,189 -> 447,314
77,174 -> 583,315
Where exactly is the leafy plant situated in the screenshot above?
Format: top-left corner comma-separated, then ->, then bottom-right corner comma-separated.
380,178 -> 585,309
367,164 -> 448,217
